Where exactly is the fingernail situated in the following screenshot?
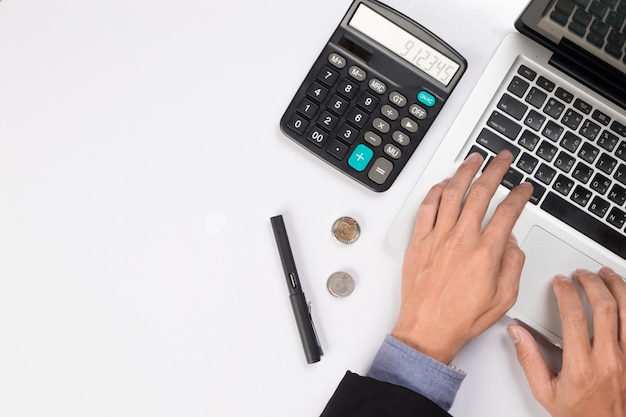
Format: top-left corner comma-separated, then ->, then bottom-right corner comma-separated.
507,326 -> 521,345
599,266 -> 615,277
466,152 -> 483,163
508,233 -> 518,244
554,274 -> 570,282
497,150 -> 513,159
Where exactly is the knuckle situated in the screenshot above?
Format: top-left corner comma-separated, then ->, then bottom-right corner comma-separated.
468,182 -> 491,199
441,186 -> 462,203
495,200 -> 521,218
566,308 -> 588,327
594,297 -> 618,317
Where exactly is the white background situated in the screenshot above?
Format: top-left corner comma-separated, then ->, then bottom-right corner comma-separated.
0,0 -> 551,416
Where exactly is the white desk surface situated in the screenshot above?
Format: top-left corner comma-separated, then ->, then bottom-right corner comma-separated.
0,0 -> 552,416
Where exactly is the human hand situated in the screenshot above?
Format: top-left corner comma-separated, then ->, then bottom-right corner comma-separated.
508,268 -> 626,417
391,150 -> 533,364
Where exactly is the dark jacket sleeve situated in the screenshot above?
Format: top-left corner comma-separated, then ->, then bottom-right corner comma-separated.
320,371 -> 452,417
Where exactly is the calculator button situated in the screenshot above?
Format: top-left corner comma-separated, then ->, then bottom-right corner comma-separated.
286,114 -> 309,135
372,117 -> 390,134
400,117 -> 419,133
328,53 -> 346,69
318,111 -> 340,131
348,144 -> 374,172
392,131 -> 411,146
381,105 -> 399,121
389,91 -> 407,107
337,78 -> 359,99
307,82 -> 330,102
417,90 -> 436,107
317,66 -> 339,87
356,91 -> 379,112
347,108 -> 369,128
297,98 -> 319,119
364,131 -> 382,147
337,124 -> 359,144
384,143 -> 402,159
368,78 -> 387,94
327,94 -> 349,116
326,139 -> 349,160
348,65 -> 367,81
409,104 -> 428,120
368,158 -> 393,185
307,127 -> 329,147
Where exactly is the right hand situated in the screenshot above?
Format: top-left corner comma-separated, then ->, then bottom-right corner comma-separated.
507,267 -> 626,417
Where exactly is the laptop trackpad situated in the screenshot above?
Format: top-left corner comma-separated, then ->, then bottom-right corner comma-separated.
508,226 -> 600,348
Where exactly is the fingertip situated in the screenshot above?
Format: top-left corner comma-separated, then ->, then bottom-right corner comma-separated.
507,325 -> 522,345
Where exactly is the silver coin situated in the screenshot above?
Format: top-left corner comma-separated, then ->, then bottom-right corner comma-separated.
327,271 -> 355,298
331,216 -> 360,244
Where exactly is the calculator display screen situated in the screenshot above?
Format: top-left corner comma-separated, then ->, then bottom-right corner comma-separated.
349,4 -> 460,86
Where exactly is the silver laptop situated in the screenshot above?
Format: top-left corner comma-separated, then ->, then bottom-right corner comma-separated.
388,0 -> 626,348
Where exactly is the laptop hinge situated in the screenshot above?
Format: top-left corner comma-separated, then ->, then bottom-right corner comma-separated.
549,39 -> 626,111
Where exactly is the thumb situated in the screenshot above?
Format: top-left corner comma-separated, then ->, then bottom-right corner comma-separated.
507,325 -> 554,403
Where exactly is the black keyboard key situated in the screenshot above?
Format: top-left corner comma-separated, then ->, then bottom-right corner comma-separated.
574,0 -> 591,8
615,163 -> 626,185
605,42 -> 624,59
590,0 -> 609,17
556,0 -> 577,15
536,76 -> 556,92
608,183 -> 626,206
535,163 -> 557,184
607,11 -> 626,28
612,120 -> 626,137
573,161 -> 594,183
544,98 -> 566,119
318,110 -> 340,131
336,79 -> 359,99
476,128 -> 521,158
316,66 -> 339,86
327,94 -> 350,116
554,174 -> 576,195
501,167 -> 524,189
307,126 -> 329,147
555,87 -> 575,103
466,145 -> 488,161
578,142 -> 600,163
616,141 -> 626,162
526,87 -> 548,108
562,108 -> 584,130
517,152 -> 539,173
592,109 -> 611,125
589,195 -> 611,218
597,152 -> 618,174
580,119 -> 601,140
307,82 -> 330,102
326,139 -> 349,160
569,19 -> 589,37
507,76 -> 530,98
587,31 -> 606,48
537,140 -> 558,162
287,113 -> 309,135
525,178 -> 547,205
356,91 -> 379,112
297,98 -> 319,119
487,111 -> 522,140
498,93 -> 528,120
608,29 -> 626,49
560,131 -> 583,152
573,98 -> 593,114
571,184 -> 593,206
591,172 -> 612,194
598,130 -> 619,151
541,192 -> 626,258
555,150 -> 577,172
542,120 -> 565,141
607,206 -> 626,229
573,8 -> 594,26
551,9 -> 571,26
590,18 -> 610,36
519,129 -> 541,151
525,109 -> 547,131
518,65 -> 537,81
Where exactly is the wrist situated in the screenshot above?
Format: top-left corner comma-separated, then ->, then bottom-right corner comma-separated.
391,324 -> 461,365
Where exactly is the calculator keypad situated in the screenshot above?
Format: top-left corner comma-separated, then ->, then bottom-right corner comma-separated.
281,49 -> 442,191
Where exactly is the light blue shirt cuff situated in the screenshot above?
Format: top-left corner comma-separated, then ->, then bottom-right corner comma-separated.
366,335 -> 466,411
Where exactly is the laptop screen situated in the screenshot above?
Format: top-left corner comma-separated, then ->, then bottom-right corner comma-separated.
516,0 -> 626,109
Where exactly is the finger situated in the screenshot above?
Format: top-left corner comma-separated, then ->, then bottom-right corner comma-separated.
457,150 -> 514,230
482,181 -> 534,249
434,152 -> 484,231
553,274 -> 591,360
597,267 -> 626,349
494,236 -> 525,311
507,325 -> 555,406
410,178 -> 450,242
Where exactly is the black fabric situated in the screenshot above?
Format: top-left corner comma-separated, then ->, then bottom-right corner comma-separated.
320,371 -> 452,417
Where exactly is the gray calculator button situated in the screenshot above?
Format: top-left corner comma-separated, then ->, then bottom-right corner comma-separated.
381,105 -> 399,121
368,157 -> 394,185
401,117 -> 419,133
348,66 -> 367,81
328,53 -> 346,69
368,78 -> 387,94
364,131 -> 382,147
392,131 -> 411,146
389,91 -> 407,107
409,104 -> 428,120
373,118 -> 390,134
384,143 -> 402,159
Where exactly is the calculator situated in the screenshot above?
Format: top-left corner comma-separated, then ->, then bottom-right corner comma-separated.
280,0 -> 467,192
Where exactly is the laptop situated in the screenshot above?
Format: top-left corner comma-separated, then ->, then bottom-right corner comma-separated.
388,0 -> 626,348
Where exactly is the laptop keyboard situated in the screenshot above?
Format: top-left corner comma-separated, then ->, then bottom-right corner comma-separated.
470,63 -> 626,259
550,0 -> 626,63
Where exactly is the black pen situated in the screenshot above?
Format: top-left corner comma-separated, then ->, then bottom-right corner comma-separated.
270,215 -> 323,364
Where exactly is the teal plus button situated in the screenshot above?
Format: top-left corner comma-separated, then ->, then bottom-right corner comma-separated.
348,144 -> 374,172
417,90 -> 436,107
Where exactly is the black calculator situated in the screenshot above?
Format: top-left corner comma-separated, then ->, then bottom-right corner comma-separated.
280,0 -> 467,192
